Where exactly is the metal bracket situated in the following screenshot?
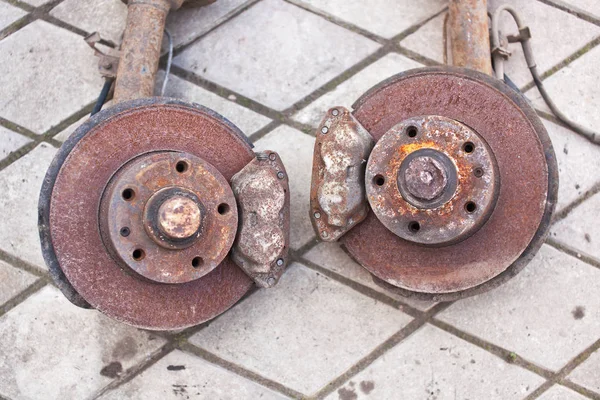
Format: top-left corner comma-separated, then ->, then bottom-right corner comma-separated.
310,107 -> 374,242
85,32 -> 120,79
231,151 -> 290,288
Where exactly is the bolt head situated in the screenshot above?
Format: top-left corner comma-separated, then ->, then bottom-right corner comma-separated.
403,156 -> 448,201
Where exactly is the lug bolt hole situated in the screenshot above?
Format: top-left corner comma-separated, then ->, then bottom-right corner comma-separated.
132,248 -> 145,261
122,188 -> 135,201
406,126 -> 418,138
120,227 -> 130,237
374,175 -> 386,186
218,203 -> 230,215
465,201 -> 477,213
175,161 -> 190,173
408,221 -> 421,233
192,257 -> 203,268
463,142 -> 475,153
473,167 -> 484,178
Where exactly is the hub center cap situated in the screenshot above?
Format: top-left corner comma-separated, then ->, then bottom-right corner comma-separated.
157,195 -> 202,239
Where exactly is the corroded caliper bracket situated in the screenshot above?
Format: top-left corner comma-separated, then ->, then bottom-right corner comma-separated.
231,151 -> 290,287
309,107 -> 374,242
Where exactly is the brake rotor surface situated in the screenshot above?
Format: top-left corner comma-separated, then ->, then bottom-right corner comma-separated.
40,98 -> 255,330
342,67 -> 557,300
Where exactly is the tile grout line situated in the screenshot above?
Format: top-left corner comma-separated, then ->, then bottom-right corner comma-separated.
177,341 -> 307,399
545,237 -> 600,270
559,378 -> 600,400
312,302 -> 453,399
535,0 -> 600,27
0,279 -> 47,319
524,338 -> 600,400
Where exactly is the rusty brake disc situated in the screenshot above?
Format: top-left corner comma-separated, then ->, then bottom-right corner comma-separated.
310,67 -> 558,301
39,97 -> 290,330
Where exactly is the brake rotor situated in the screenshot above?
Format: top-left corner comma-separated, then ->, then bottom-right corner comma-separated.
39,98 -> 256,330
314,67 -> 557,301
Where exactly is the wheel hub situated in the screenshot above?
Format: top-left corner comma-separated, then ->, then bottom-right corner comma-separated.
365,115 -> 499,246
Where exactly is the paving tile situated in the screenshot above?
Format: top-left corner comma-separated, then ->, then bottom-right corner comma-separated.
50,0 -> 127,45
100,349 -> 289,400
303,242 -> 436,311
293,53 -> 423,129
568,348 -> 600,394
551,191 -> 600,261
557,0 -> 600,19
157,71 -> 271,136
399,13 -> 445,63
544,119 -> 600,211
0,260 -> 37,306
0,21 -> 104,134
293,0 -> 446,39
533,385 -> 589,400
0,143 -> 57,270
189,263 -> 413,395
526,45 -> 600,135
400,0 -> 600,88
437,245 -> 600,371
174,0 -> 380,111
0,1 -> 27,31
0,285 -> 167,400
166,0 -> 252,48
254,125 -> 315,250
326,324 -> 544,400
0,126 -> 31,162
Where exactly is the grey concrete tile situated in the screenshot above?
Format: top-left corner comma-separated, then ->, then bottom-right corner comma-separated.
0,143 -> 57,270
399,13 -> 445,63
0,2 -> 27,31
292,53 -> 423,129
0,21 -> 104,134
254,125 -> 315,250
303,242 -> 436,311
156,72 -> 271,136
544,119 -> 600,211
551,191 -> 600,261
166,0 -> 252,48
189,263 -> 413,395
557,0 -> 600,19
526,45 -> 600,135
0,126 -> 31,161
50,0 -> 127,45
173,0 -> 380,111
538,384 -> 592,400
0,260 -> 37,306
325,324 -> 544,400
437,245 -> 600,371
100,349 -> 289,400
293,0 -> 446,39
568,348 -> 600,395
400,0 -> 600,88
0,285 -> 167,400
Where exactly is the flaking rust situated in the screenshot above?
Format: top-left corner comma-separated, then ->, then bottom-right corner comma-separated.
310,107 -> 374,241
231,152 -> 290,288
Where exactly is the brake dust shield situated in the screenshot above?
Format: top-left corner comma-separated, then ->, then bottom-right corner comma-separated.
339,67 -> 558,301
39,98 -> 256,330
